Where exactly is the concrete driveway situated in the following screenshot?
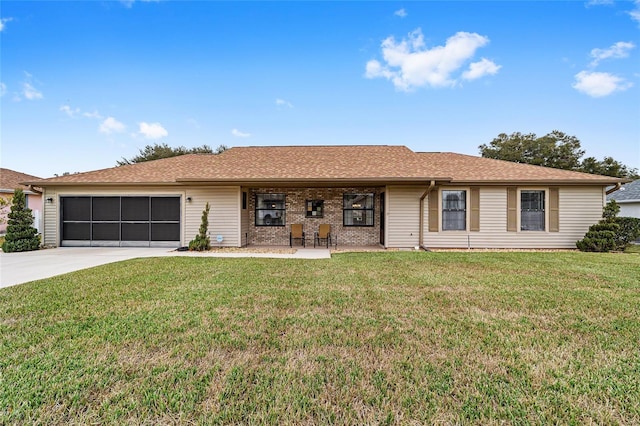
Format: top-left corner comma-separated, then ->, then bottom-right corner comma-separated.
0,247 -> 331,288
0,247 -> 174,289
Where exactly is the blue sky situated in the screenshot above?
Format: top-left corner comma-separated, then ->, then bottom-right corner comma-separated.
1,0 -> 639,178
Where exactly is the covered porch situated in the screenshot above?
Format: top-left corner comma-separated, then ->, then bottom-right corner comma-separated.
241,186 -> 386,248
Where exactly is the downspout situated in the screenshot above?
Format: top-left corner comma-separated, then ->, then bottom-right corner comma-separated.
605,182 -> 621,195
27,185 -> 42,194
419,180 -> 436,250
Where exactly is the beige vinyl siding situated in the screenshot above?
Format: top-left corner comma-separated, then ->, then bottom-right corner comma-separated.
386,186 -> 423,248
185,187 -> 240,247
424,186 -> 605,249
43,188 -> 58,246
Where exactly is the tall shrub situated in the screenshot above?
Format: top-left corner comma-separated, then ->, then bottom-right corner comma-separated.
576,200 -> 640,252
1,189 -> 40,252
189,202 -> 211,251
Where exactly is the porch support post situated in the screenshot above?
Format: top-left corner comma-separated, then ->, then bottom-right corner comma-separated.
419,180 -> 436,249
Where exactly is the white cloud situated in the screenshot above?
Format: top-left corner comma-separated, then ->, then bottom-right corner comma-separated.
23,82 -> 43,100
586,0 -> 614,6
590,41 -> 635,67
462,58 -> 501,80
628,0 -> 640,25
231,128 -> 251,138
0,17 -> 13,32
394,8 -> 407,18
138,122 -> 168,139
83,110 -> 103,119
364,28 -> 498,91
60,105 -> 80,118
100,117 -> 126,134
276,98 -> 293,108
572,71 -> 633,97
0,83 -> 6,97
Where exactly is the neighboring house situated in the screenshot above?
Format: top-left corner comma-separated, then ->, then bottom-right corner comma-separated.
607,179 -> 640,218
23,146 -> 624,249
1,168 -> 43,234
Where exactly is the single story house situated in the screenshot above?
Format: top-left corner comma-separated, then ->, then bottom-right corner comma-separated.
607,179 -> 640,218
24,145 -> 624,249
1,168 -> 43,234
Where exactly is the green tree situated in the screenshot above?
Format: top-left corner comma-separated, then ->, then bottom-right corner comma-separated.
189,202 -> 211,251
479,131 -> 637,178
117,143 -> 228,166
479,131 -> 584,170
580,156 -> 639,179
2,189 -> 40,253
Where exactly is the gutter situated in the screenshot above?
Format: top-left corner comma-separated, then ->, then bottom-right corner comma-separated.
418,180 -> 436,250
606,182 -> 622,195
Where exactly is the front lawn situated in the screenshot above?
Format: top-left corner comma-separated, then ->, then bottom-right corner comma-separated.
1,252 -> 638,424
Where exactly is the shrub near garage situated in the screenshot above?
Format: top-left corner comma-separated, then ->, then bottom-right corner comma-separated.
1,189 -> 40,253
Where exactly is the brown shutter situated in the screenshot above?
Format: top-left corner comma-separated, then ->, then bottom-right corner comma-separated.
507,187 -> 517,232
549,187 -> 559,232
470,187 -> 480,232
428,190 -> 439,232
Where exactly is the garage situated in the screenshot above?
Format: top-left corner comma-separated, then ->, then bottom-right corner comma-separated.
60,196 -> 181,247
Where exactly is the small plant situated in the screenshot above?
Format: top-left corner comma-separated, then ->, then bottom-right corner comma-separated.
1,189 -> 40,253
576,200 -> 640,252
189,202 -> 211,251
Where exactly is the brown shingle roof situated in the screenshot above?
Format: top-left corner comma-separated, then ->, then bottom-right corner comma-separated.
1,168 -> 42,193
26,146 -> 624,186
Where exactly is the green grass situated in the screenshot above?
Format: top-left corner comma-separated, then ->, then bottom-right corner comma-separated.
625,244 -> 640,254
1,252 -> 639,424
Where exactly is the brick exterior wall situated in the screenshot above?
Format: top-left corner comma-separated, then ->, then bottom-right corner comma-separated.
247,187 -> 383,246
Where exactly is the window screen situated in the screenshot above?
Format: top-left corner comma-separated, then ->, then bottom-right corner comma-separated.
122,197 -> 150,221
63,197 -> 91,221
151,197 -> 180,221
92,197 -> 120,221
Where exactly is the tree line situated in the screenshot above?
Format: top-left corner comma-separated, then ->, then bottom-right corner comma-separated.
479,130 -> 638,179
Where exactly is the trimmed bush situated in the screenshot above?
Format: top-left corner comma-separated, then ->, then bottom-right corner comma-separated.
614,216 -> 640,247
576,222 -> 619,252
189,202 -> 211,251
2,189 -> 40,253
576,200 -> 640,252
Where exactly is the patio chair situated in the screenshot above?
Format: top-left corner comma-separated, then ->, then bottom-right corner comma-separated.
314,224 -> 331,248
290,224 -> 305,247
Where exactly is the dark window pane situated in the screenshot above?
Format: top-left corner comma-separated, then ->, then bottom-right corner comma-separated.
92,223 -> 120,240
255,194 -> 286,226
122,197 -> 149,221
63,222 -> 90,240
343,194 -> 373,209
521,191 -> 545,231
151,197 -> 180,221
151,223 -> 180,241
122,223 -> 150,241
344,210 -> 373,226
443,211 -> 466,230
62,197 -> 91,221
92,197 -> 120,221
442,190 -> 466,231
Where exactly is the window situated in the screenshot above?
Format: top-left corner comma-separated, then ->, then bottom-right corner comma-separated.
343,193 -> 374,226
306,200 -> 324,218
242,192 -> 247,210
521,190 -> 545,231
442,190 -> 466,231
255,193 -> 285,226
